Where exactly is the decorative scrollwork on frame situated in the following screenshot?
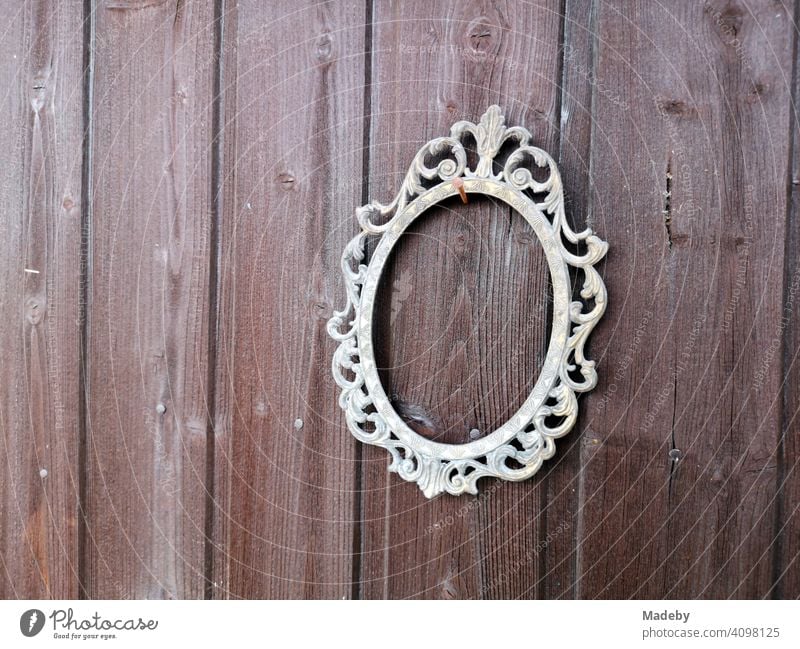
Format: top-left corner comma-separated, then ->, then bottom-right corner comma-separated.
327,106 -> 608,498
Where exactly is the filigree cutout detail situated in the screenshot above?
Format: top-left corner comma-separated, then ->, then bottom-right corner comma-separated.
327,106 -> 608,498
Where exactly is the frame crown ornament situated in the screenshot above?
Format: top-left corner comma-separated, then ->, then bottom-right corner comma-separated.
327,106 -> 608,498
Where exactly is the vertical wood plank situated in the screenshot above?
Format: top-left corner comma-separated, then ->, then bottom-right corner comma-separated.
576,0 -> 794,598
211,0 -> 366,599
84,0 -> 217,598
570,2 -> 676,598
661,1 -> 793,596
776,6 -> 800,598
540,0 -> 597,600
360,0 -> 565,599
0,0 -> 84,599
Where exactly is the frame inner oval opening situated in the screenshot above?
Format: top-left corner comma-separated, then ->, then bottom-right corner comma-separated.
372,193 -> 553,445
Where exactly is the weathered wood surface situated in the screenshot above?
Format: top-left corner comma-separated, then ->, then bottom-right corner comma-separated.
360,0 -> 562,600
83,0 -> 216,598
0,0 -> 84,599
211,0 -> 366,599
0,0 -> 798,599
575,0 -> 795,599
778,0 -> 800,598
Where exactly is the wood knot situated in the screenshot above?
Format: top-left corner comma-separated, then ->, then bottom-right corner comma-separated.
706,2 -> 744,38
463,16 -> 500,59
530,107 -> 547,121
277,172 -> 296,190
441,576 -> 459,599
314,31 -> 333,63
733,235 -> 750,248
185,417 -> 206,437
657,98 -> 695,118
311,300 -> 332,320
25,297 -> 45,325
30,69 -> 51,112
745,80 -> 769,103
61,194 -> 80,218
393,398 -> 440,438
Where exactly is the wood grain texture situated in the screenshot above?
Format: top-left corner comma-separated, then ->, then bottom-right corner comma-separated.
359,0 -> 564,599
211,0 -> 366,599
663,1 -> 795,598
575,0 -> 794,598
0,0 -> 84,599
566,0 -> 678,601
0,0 -> 797,600
537,0 -> 598,600
775,13 -> 800,598
83,0 -> 216,598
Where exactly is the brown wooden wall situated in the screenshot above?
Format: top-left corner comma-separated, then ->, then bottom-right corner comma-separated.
1,0 -> 798,599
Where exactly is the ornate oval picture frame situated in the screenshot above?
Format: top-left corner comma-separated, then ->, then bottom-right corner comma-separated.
327,106 -> 608,498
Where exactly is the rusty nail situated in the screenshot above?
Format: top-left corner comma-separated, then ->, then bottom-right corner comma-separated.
452,177 -> 468,204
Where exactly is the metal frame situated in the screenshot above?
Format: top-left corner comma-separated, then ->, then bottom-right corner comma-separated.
327,106 -> 608,498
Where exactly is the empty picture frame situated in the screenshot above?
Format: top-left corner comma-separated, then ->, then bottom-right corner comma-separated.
327,106 -> 608,498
